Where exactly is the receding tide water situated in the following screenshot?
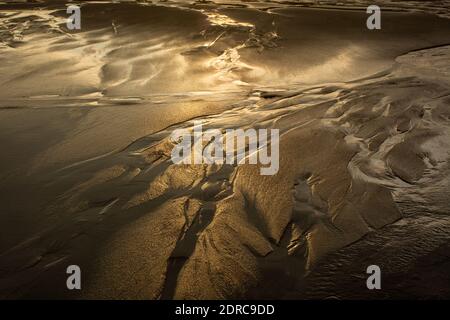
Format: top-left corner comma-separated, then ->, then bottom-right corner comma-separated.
0,0 -> 450,299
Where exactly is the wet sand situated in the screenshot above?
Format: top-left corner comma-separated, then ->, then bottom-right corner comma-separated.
1,1 -> 450,299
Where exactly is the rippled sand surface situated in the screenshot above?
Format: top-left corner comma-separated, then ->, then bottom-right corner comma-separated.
1,1 -> 450,299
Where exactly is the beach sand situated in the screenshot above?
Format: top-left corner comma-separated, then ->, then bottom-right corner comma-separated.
1,1 -> 450,299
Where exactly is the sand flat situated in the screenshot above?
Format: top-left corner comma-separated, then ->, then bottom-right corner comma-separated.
1,1 -> 450,299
